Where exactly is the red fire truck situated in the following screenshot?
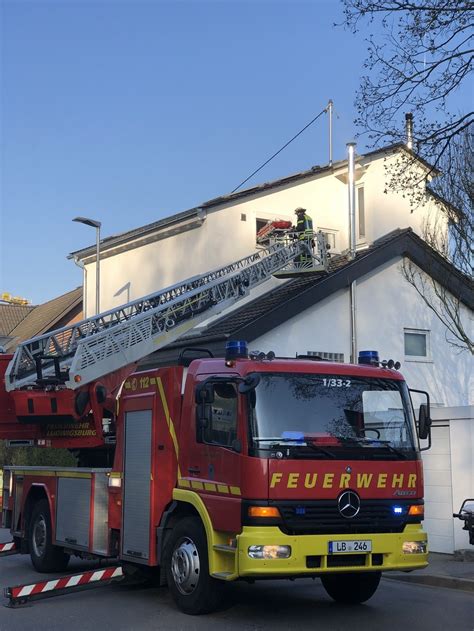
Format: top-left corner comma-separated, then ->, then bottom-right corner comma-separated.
0,238 -> 431,613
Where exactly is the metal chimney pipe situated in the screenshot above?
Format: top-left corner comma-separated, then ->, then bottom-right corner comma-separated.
347,142 -> 357,363
347,142 -> 356,259
405,113 -> 413,150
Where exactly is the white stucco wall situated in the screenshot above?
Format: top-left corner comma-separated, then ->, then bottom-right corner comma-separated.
449,411 -> 474,550
81,149 -> 445,317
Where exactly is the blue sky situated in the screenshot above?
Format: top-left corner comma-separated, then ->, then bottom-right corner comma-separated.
0,1 -> 404,303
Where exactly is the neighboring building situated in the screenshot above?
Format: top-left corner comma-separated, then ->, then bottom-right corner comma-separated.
1,288 -> 83,352
69,143 -> 472,553
0,303 -> 35,348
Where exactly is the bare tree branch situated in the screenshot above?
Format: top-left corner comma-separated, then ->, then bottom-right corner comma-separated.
341,0 -> 473,353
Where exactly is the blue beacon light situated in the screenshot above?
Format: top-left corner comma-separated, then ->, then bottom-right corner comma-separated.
225,340 -> 249,360
358,350 -> 380,366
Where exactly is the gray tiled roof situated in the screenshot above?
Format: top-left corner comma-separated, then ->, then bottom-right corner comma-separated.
0,304 -> 35,336
6,287 -> 82,350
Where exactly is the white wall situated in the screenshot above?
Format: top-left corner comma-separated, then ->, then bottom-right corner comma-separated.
449,410 -> 474,551
422,421 -> 455,553
82,149 -> 445,316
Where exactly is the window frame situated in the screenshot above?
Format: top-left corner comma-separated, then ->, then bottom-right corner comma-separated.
404,328 -> 432,362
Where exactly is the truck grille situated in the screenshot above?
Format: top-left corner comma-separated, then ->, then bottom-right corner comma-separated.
276,500 -> 409,535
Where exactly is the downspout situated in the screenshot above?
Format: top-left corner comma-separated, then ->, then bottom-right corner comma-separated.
72,255 -> 87,317
347,142 -> 357,363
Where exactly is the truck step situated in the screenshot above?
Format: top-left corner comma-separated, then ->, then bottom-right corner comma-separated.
212,544 -> 237,554
211,571 -> 234,580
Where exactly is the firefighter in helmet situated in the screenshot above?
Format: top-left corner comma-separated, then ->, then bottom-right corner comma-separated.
294,207 -> 314,265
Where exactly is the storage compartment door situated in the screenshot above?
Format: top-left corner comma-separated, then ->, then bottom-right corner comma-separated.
56,477 -> 91,549
122,409 -> 152,562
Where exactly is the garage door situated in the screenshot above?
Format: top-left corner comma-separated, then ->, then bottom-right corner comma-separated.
421,422 -> 454,553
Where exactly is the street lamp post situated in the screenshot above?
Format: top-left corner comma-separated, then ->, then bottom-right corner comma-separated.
73,216 -> 102,315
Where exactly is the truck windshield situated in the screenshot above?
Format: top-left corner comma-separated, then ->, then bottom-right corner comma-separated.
248,373 -> 417,455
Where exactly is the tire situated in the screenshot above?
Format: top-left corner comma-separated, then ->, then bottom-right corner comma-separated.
165,516 -> 225,615
321,571 -> 381,604
28,499 -> 70,573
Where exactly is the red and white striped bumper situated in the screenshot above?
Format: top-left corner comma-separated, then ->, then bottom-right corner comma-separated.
0,542 -> 17,556
5,566 -> 124,606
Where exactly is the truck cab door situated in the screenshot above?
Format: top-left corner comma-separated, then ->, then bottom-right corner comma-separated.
186,379 -> 243,532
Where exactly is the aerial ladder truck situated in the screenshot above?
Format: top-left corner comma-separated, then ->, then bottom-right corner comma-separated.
0,232 -> 432,614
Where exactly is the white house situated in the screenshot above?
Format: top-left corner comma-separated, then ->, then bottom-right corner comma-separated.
70,143 -> 473,553
70,144 -> 444,317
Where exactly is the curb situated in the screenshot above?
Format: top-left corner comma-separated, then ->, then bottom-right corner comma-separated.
384,573 -> 474,593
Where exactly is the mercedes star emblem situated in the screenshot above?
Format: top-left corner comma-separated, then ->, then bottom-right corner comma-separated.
338,490 -> 361,518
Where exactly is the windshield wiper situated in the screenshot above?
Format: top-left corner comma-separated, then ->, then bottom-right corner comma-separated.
252,437 -> 336,458
335,436 -> 408,459
298,441 -> 336,459
366,440 -> 409,459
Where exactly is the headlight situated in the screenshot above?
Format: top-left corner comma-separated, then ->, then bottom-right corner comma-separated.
248,545 -> 291,559
403,541 -> 427,554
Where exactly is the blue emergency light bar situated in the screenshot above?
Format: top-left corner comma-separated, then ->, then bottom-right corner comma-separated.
358,350 -> 379,366
225,340 -> 249,360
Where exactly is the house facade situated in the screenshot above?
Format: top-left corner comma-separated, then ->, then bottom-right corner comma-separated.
70,144 -> 443,318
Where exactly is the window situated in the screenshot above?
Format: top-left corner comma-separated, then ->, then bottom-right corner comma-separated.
249,373 -> 416,452
200,382 -> 238,447
404,329 -> 430,361
357,186 -> 366,239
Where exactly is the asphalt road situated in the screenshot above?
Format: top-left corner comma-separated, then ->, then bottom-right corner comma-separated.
0,530 -> 472,631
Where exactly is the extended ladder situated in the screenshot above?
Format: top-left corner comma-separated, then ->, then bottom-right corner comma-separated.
6,237 -> 324,392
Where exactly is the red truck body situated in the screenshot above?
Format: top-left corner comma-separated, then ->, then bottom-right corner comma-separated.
1,353 -> 429,613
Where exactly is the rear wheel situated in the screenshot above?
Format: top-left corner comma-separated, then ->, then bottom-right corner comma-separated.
165,516 -> 225,614
29,499 -> 70,573
321,571 -> 381,604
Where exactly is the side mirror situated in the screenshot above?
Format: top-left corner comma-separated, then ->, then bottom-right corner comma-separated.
231,438 -> 242,453
195,383 -> 214,404
238,373 -> 261,394
196,405 -> 211,442
409,388 -> 431,446
459,499 -> 474,515
418,403 -> 432,440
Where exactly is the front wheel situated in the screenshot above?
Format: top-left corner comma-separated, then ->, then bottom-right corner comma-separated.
165,516 -> 225,615
28,499 -> 70,573
321,571 -> 381,604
